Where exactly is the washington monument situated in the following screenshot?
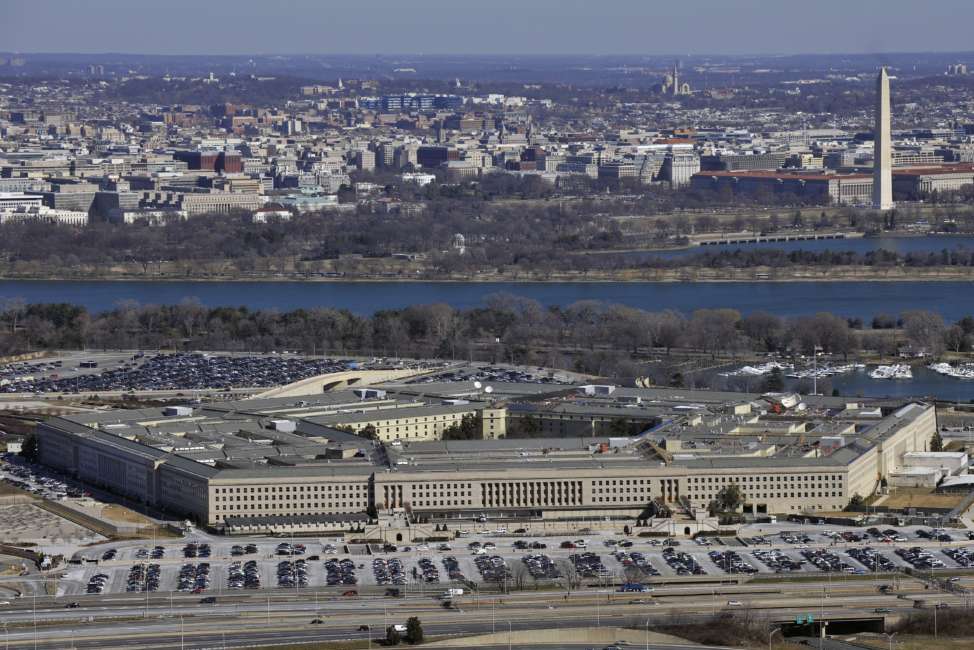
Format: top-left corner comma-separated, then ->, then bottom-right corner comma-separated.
872,67 -> 894,211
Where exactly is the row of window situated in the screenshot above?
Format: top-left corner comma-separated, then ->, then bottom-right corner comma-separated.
215,485 -> 364,494
688,475 -> 842,484
692,491 -> 842,501
215,501 -> 363,511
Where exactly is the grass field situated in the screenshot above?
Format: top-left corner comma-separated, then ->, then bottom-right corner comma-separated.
875,488 -> 965,510
100,504 -> 154,525
856,634 -> 973,649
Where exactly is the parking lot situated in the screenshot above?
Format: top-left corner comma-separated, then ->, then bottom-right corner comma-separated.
404,364 -> 575,386
55,523 -> 974,597
0,352 -> 449,394
0,456 -> 87,501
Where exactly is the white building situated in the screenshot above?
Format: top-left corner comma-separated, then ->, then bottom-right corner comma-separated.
0,192 -> 43,211
0,205 -> 88,226
902,451 -> 968,475
661,150 -> 701,187
402,173 -> 436,186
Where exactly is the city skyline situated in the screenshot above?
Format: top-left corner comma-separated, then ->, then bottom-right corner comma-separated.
5,0 -> 974,56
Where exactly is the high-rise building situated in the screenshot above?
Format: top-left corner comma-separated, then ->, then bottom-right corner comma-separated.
872,67 -> 894,211
374,143 -> 396,168
354,150 -> 375,172
661,149 -> 700,187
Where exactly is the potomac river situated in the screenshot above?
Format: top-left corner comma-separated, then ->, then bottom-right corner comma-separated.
1,279 -> 974,321
2,278 -> 974,400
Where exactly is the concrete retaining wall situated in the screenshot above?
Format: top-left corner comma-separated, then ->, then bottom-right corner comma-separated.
426,626 -> 691,647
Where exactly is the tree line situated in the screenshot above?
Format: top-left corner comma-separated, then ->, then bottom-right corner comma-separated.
2,297 -> 972,374
4,208 -> 974,283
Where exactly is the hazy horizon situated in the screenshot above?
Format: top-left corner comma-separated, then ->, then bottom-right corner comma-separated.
5,50 -> 974,59
5,0 -> 974,57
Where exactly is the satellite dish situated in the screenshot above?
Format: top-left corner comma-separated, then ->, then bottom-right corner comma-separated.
484,386 -> 494,394
473,381 -> 482,389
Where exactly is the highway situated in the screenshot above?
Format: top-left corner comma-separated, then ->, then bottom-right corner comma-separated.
0,576 -> 966,649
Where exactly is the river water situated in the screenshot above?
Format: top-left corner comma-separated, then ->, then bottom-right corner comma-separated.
1,279 -> 973,322
783,366 -> 974,402
818,366 -> 973,402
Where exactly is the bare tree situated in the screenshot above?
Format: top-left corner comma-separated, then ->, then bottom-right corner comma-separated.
901,310 -> 946,356
510,561 -> 531,591
558,558 -> 581,593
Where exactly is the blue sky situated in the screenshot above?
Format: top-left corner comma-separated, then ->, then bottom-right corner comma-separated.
3,0 -> 972,56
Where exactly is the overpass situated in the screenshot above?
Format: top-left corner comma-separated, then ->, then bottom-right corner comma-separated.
776,613 -> 887,638
251,367 -> 433,399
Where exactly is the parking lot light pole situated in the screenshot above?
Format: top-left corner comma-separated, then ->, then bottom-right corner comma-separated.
769,626 -> 781,650
507,620 -> 512,650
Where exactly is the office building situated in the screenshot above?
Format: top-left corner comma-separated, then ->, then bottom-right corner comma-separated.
417,146 -> 458,168
701,152 -> 791,172
660,150 -> 700,187
691,170 -> 874,205
0,192 -> 43,211
35,380 -> 937,533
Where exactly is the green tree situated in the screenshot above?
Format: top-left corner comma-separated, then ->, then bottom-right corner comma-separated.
709,484 -> 744,515
930,431 -> 944,452
19,433 -> 39,463
764,367 -> 784,392
405,616 -> 424,644
441,414 -> 482,441
386,626 -> 402,645
357,424 -> 378,441
848,493 -> 864,508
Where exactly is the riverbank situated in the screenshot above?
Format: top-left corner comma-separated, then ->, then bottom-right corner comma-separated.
4,265 -> 974,283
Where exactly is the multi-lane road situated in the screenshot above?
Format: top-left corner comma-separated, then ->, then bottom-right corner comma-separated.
0,575 -> 968,649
